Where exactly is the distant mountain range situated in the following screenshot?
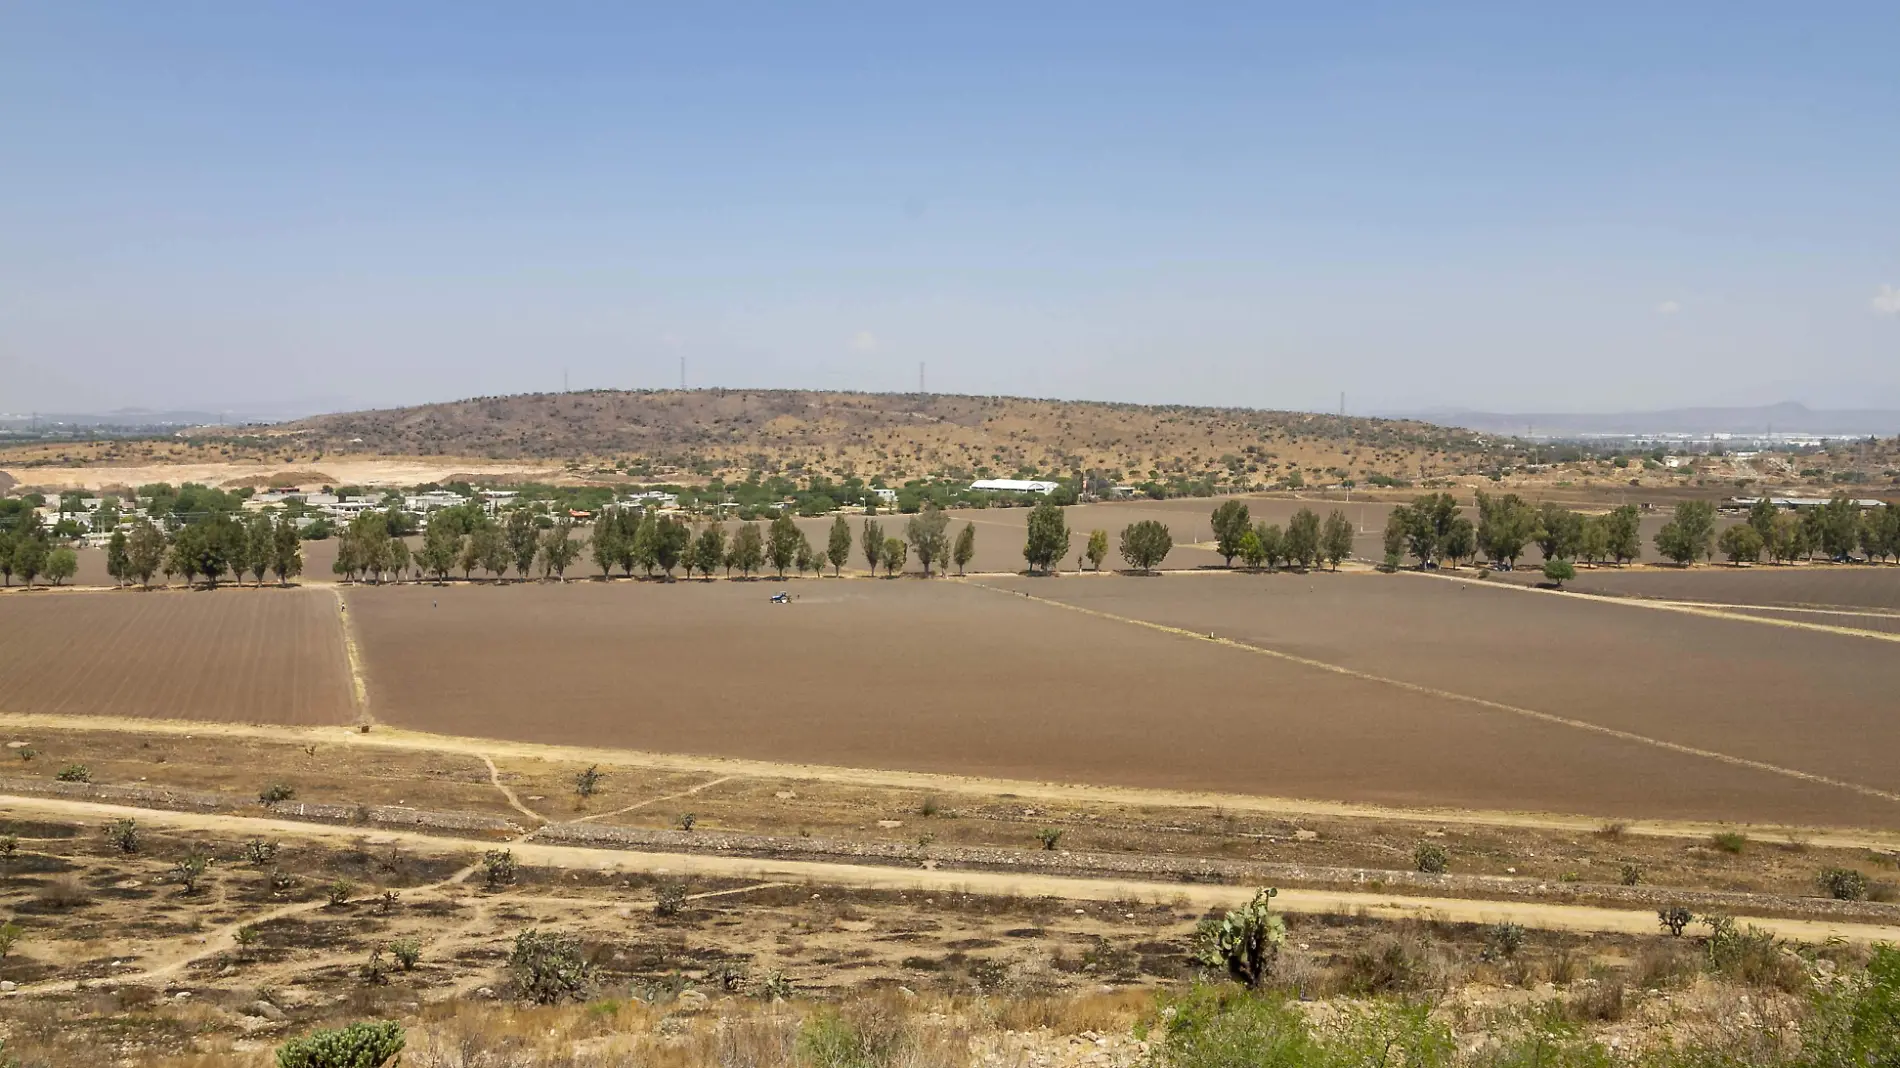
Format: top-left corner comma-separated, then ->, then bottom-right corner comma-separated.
1400,403 -> 1900,438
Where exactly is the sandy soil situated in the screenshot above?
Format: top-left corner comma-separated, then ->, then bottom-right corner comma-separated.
0,586 -> 355,726
328,578 -> 1896,829
0,457 -> 562,494
1494,564 -> 1900,611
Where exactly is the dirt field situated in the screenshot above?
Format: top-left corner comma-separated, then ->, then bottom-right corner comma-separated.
337,578 -> 1895,829
1495,564 -> 1900,611
0,587 -> 356,725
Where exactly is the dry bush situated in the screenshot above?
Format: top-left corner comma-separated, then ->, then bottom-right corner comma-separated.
34,875 -> 92,909
991,989 -> 1152,1034
1631,940 -> 1700,990
1337,928 -> 1456,995
1565,977 -> 1628,1022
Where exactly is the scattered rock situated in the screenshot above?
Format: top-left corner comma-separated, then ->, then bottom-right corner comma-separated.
249,1001 -> 287,1022
4,741 -> 27,749
674,989 -> 710,1012
877,820 -> 904,829
0,980 -> 17,992
1294,829 -> 1320,842
775,791 -> 797,800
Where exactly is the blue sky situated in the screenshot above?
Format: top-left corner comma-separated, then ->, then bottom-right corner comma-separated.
3,3 -> 1898,417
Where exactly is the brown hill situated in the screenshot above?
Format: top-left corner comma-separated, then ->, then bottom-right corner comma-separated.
255,389 -> 1503,487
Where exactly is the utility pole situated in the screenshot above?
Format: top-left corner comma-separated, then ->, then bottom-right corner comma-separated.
919,362 -> 926,394
679,356 -> 686,391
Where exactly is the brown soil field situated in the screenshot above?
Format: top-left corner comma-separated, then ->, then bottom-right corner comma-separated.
978,573 -> 1900,820
0,587 -> 355,725
1494,564 -> 1900,611
341,578 -> 1891,828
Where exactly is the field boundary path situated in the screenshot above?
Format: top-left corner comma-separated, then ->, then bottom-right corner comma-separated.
963,580 -> 1900,811
4,791 -> 1898,979
7,709 -> 1900,852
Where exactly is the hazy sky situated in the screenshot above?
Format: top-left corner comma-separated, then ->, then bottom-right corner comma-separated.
4,4 -> 1898,417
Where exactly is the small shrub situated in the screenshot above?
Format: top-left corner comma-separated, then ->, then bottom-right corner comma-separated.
574,764 -> 603,799
243,839 -> 280,865
269,868 -> 298,896
388,938 -> 421,971
55,764 -> 90,783
0,834 -> 16,858
482,849 -> 518,889
753,969 -> 793,1001
233,924 -> 260,959
1483,922 -> 1527,960
1414,842 -> 1449,874
1597,821 -> 1627,839
104,818 -> 139,853
1658,906 -> 1694,936
172,851 -> 211,893
1341,930 -> 1444,994
1819,867 -> 1869,901
274,1020 -> 405,1068
377,889 -> 400,914
918,795 -> 940,817
1568,978 -> 1628,1022
1037,828 -> 1064,851
677,812 -> 697,832
654,882 -> 688,918
16,745 -> 36,762
1702,915 -> 1806,992
325,879 -> 356,907
35,876 -> 92,910
1710,830 -> 1748,854
1620,864 -> 1644,886
259,783 -> 296,805
509,929 -> 591,1004
0,920 -> 22,959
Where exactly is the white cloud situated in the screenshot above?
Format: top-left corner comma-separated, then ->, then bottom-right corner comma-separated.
1872,284 -> 1900,316
1655,300 -> 1680,315
850,330 -> 879,351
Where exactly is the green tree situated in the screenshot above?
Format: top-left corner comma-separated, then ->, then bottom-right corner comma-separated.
106,529 -> 129,586
1654,499 -> 1717,565
505,509 -> 540,580
1320,509 -> 1354,570
860,518 -> 885,575
591,512 -> 624,579
1119,520 -> 1173,572
420,520 -> 459,580
1533,503 -> 1584,563
905,503 -> 951,576
1475,491 -> 1538,567
1440,515 -> 1476,567
1254,521 -> 1286,571
1602,503 -> 1642,564
387,537 -> 412,581
246,514 -> 275,585
880,536 -> 907,576
1209,500 -> 1251,567
1237,528 -> 1265,570
1816,493 -> 1863,560
128,518 -> 166,588
1718,522 -> 1764,564
1023,499 -> 1071,573
1576,515 -> 1609,566
1542,557 -> 1576,588
1746,497 -> 1780,543
728,522 -> 764,577
1284,508 -> 1321,570
1085,528 -> 1109,571
45,546 -> 77,586
1383,507 -> 1412,567
827,515 -> 852,575
691,522 -> 727,580
766,513 -> 802,578
953,521 -> 977,575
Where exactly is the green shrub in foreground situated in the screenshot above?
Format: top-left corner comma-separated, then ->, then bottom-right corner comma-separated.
275,1020 -> 404,1068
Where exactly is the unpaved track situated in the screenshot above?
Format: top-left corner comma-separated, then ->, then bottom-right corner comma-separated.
7,709 -> 1900,852
4,792 -> 1897,967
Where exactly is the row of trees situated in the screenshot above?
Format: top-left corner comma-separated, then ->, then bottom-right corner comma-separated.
0,510 -> 78,587
1209,500 -> 1356,572
1717,496 -> 1900,566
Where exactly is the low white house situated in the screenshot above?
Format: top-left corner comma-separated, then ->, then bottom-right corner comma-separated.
969,478 -> 1059,494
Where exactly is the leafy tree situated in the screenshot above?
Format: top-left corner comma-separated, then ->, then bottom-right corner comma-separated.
246,514 -> 275,585
1475,491 -> 1538,567
591,513 -> 623,579
127,518 -> 166,588
419,520 -> 458,580
1209,500 -> 1251,567
1576,515 -> 1609,566
1602,504 -> 1642,564
1534,502 -> 1584,563
653,515 -> 690,576
860,518 -> 884,575
1023,499 -> 1071,573
727,522 -> 764,577
1119,520 -> 1173,572
954,522 -> 977,575
827,515 -> 852,575
1254,521 -> 1285,571
1542,557 -> 1575,587
1816,493 -> 1864,560
1654,499 -> 1717,565
1718,522 -> 1764,564
393,537 -> 417,582
1084,528 -> 1108,571
274,1020 -> 405,1068
0,531 -> 13,586
1237,529 -> 1265,570
538,519 -> 580,580
794,529 -> 817,574
1383,508 -> 1412,567
1284,508 -> 1321,570
505,509 -> 540,580
1320,509 -> 1354,570
905,503 -> 951,576
691,522 -> 727,580
1746,497 -> 1780,543
105,530 -> 129,585
880,536 -> 907,576
45,547 -> 77,585
765,513 -> 801,577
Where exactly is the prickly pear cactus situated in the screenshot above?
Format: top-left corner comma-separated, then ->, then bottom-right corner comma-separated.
1192,887 -> 1286,987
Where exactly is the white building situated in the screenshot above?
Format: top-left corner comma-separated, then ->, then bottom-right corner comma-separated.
969,478 -> 1059,494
